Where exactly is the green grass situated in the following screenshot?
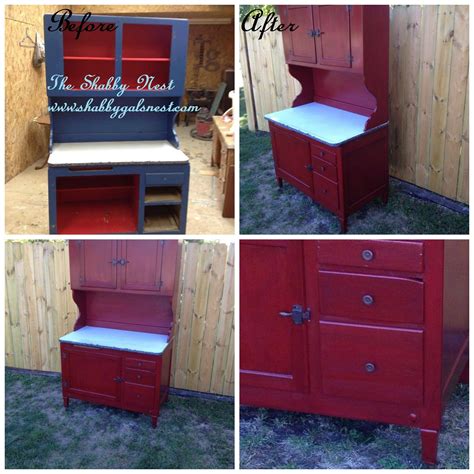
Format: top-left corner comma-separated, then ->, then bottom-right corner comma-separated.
5,369 -> 234,469
240,91 -> 469,234
240,384 -> 468,469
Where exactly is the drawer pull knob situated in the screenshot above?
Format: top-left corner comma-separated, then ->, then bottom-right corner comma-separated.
137,375 -> 141,379
362,294 -> 374,306
320,166 -> 325,172
320,151 -> 325,156
113,377 -> 123,383
365,362 -> 376,373
361,249 -> 374,261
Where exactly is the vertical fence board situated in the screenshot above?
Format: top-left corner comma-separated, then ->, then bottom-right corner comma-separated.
240,6 -> 469,202
5,240 -> 234,396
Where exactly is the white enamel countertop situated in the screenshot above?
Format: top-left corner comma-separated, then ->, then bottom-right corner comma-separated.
60,326 -> 169,355
49,140 -> 189,166
265,102 -> 384,146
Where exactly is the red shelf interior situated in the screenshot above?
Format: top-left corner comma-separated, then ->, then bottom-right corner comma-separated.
121,24 -> 172,90
56,175 -> 139,234
121,60 -> 170,90
63,23 -> 116,89
64,59 -> 115,89
122,24 -> 172,58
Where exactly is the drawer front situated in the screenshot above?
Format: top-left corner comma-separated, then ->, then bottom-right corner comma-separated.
123,382 -> 155,411
317,240 -> 424,273
124,357 -> 156,372
310,142 -> 336,165
145,173 -> 185,186
311,156 -> 338,182
124,368 -> 156,387
319,271 -> 424,324
313,173 -> 339,212
320,322 -> 423,405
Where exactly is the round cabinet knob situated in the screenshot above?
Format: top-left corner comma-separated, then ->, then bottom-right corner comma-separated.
362,294 -> 374,306
365,362 -> 376,373
409,413 -> 417,422
361,249 -> 374,261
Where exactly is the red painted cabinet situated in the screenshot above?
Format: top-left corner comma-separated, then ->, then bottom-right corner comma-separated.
61,239 -> 179,427
240,240 -> 469,464
70,240 -> 178,295
268,6 -> 390,232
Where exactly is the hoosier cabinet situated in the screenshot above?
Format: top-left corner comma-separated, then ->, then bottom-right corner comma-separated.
44,14 -> 190,234
266,6 -> 389,232
240,240 -> 469,464
60,240 -> 179,427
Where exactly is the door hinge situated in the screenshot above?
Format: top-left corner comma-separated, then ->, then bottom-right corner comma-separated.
348,54 -> 354,63
158,280 -> 164,290
279,305 -> 311,325
347,5 -> 352,13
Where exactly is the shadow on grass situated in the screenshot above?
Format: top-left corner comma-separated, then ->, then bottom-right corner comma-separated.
240,97 -> 469,234
240,384 -> 468,469
5,369 -> 234,469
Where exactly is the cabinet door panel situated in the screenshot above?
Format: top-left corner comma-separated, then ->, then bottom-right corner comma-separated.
283,6 -> 317,64
240,241 -> 309,396
75,240 -> 118,289
160,240 -> 179,296
62,345 -> 122,404
271,125 -> 313,193
120,240 -> 163,292
313,6 -> 352,69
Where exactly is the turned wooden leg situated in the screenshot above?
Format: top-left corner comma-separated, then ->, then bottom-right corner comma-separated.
63,396 -> 69,408
460,361 -> 469,384
421,429 -> 439,465
151,416 -> 158,428
277,177 -> 283,188
339,217 -> 348,234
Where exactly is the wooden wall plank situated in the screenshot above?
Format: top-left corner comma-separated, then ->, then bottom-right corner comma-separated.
241,7 -> 469,203
5,240 -> 234,396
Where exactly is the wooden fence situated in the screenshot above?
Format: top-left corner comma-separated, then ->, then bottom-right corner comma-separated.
5,240 -> 234,397
240,6 -> 469,203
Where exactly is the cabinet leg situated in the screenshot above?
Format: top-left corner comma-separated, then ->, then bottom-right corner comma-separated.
420,429 -> 439,465
277,177 -> 283,188
151,416 -> 158,428
63,396 -> 69,408
339,217 -> 347,234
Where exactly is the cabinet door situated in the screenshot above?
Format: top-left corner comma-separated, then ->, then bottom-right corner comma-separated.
71,240 -> 118,289
159,240 -> 179,296
120,240 -> 163,292
61,344 -> 122,405
240,241 -> 309,396
281,6 -> 317,64
313,6 -> 352,69
271,125 -> 313,194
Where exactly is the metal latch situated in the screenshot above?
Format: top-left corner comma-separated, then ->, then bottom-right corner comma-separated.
279,305 -> 311,325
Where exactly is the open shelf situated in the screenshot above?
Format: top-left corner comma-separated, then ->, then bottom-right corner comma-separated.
121,60 -> 170,90
122,24 -> 172,58
123,58 -> 170,62
144,187 -> 182,205
144,205 -> 180,233
64,56 -> 115,61
56,175 -> 139,234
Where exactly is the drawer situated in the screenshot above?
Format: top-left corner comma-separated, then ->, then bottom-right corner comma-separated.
123,382 -> 155,411
312,156 -> 337,183
317,240 -> 424,273
124,368 -> 156,387
146,173 -> 185,186
124,357 -> 156,372
318,271 -> 424,324
310,142 -> 336,165
313,173 -> 339,212
320,321 -> 423,405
